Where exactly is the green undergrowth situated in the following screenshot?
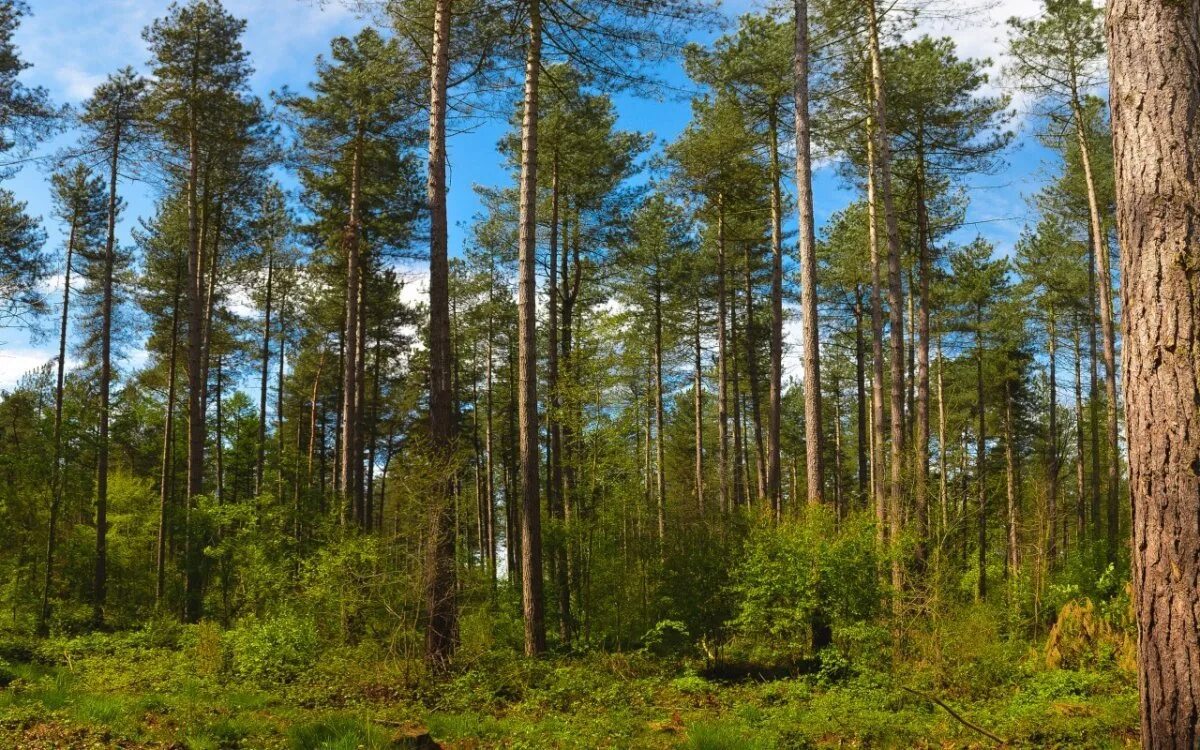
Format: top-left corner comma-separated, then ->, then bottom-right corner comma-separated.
0,606 -> 1137,749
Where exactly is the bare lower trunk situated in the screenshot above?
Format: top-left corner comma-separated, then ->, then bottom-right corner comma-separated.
1106,2 -> 1200,743
694,299 -> 705,513
865,118 -> 888,552
424,0 -> 457,668
516,0 -> 546,656
716,197 -> 730,513
794,0 -> 824,507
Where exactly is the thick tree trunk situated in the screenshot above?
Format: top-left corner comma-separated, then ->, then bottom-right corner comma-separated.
1106,2 -> 1200,743
424,0 -> 457,668
766,104 -> 784,516
794,0 -> 824,508
548,158 -> 570,643
516,0 -> 546,657
741,241 -> 766,505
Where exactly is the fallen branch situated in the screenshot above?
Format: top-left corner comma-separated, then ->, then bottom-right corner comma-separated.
900,686 -> 1008,746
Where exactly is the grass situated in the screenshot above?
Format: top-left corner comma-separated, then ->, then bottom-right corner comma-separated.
0,623 -> 1139,749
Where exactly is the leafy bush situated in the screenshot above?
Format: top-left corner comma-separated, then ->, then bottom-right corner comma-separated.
729,508 -> 879,656
641,619 -> 690,657
226,612 -> 319,683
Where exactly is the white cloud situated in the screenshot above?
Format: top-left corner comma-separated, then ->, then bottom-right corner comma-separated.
0,348 -> 55,390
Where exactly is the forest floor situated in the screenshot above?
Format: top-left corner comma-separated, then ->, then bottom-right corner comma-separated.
0,622 -> 1138,749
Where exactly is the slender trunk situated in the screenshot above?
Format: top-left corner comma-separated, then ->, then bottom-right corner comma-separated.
854,290 -> 868,504
914,144 -> 932,568
716,196 -> 730,513
516,0 -> 546,656
865,117 -> 888,550
1071,95 -> 1120,564
694,298 -> 705,513
38,210 -> 78,634
156,287 -> 180,609
1046,311 -> 1059,564
1107,3 -> 1200,742
1074,324 -> 1087,542
94,124 -> 121,627
547,154 -> 569,643
424,0 -> 457,667
654,273 -> 666,540
975,313 -> 986,600
936,333 -> 948,537
184,121 -> 205,624
255,242 -> 273,497
866,0 -> 905,593
1003,377 -> 1019,576
741,239 -> 766,505
794,1 -> 824,507
340,128 -> 364,523
766,103 -> 784,515
730,286 -> 745,509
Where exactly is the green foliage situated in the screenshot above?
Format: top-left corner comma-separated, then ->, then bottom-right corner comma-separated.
288,715 -> 392,750
729,508 -> 879,655
226,612 -> 319,683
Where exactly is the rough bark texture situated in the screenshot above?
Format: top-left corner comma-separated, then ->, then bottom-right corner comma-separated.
1107,1 -> 1200,744
516,0 -> 546,657
794,0 -> 824,508
865,120 -> 888,550
424,0 -> 457,668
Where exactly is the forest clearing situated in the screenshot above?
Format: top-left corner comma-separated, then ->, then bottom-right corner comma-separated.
0,0 -> 1194,746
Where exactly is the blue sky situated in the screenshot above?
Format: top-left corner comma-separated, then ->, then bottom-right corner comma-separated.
1,0 -> 1056,387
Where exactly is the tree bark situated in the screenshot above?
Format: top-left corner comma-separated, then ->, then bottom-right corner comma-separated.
794,0 -> 824,508
694,298 -> 705,513
716,196 -> 730,513
913,144 -> 932,568
340,127 -> 364,523
975,312 -> 986,601
256,239 -> 273,497
865,117 -> 888,551
1106,2 -> 1200,743
516,0 -> 546,656
424,0 -> 457,668
1046,311 -> 1059,564
767,101 -> 784,516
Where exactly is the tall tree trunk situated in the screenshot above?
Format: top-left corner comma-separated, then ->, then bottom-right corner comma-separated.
716,196 -> 730,513
1046,311 -> 1059,564
766,102 -> 784,515
865,0 -> 906,593
854,289 -> 869,503
424,0 -> 457,668
94,124 -> 122,627
156,266 -> 182,609
913,143 -> 932,568
654,273 -> 666,540
794,0 -> 824,507
184,123 -> 205,624
1070,94 -> 1120,564
1003,377 -> 1019,577
936,333 -> 948,537
256,241 -> 273,497
694,298 -> 705,513
1106,2 -> 1200,743
38,210 -> 78,634
547,154 -> 569,643
865,118 -> 888,551
515,0 -> 546,656
1074,324 -> 1087,542
731,280 -> 746,509
741,240 -> 766,504
975,313 -> 986,600
340,128 -> 364,523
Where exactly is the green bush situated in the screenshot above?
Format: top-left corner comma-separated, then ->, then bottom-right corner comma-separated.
227,612 -> 319,683
729,508 -> 879,656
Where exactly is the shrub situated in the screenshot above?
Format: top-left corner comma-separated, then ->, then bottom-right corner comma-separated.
729,508 -> 879,656
227,612 -> 319,683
